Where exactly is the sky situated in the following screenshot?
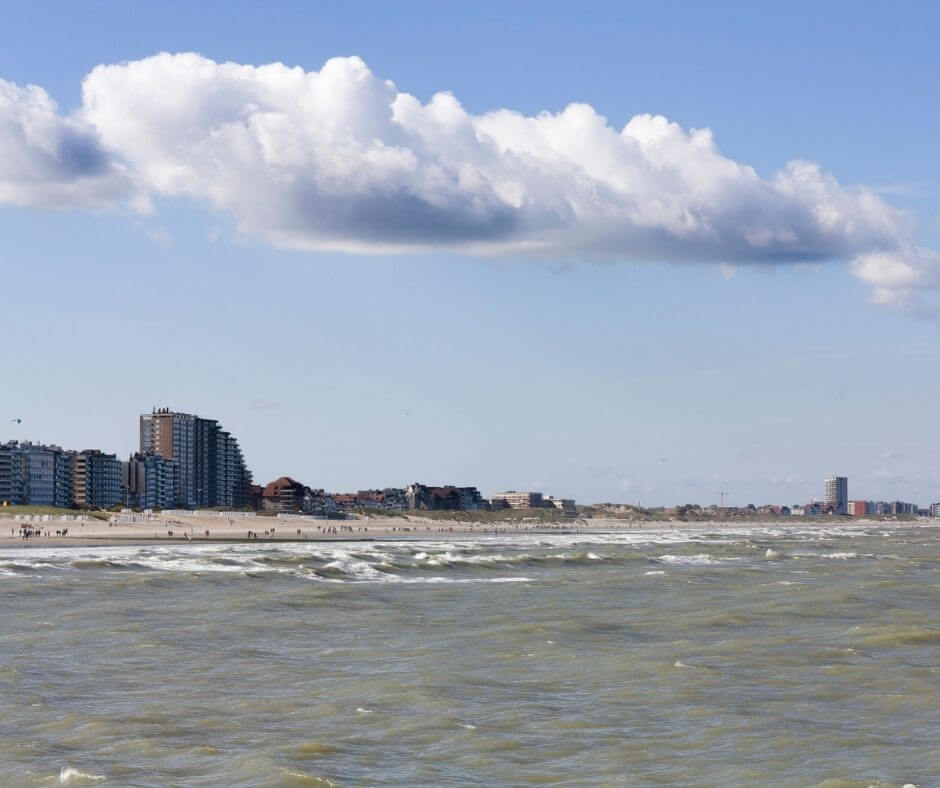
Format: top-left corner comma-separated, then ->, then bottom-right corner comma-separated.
1,0 -> 939,507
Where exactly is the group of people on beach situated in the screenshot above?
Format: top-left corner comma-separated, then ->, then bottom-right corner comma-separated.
13,526 -> 69,540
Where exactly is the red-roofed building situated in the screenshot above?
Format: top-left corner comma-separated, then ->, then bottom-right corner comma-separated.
262,477 -> 306,512
332,493 -> 357,509
263,477 -> 337,515
355,488 -> 407,511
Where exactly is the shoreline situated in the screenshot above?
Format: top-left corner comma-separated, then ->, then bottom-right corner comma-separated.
1,515 -> 934,550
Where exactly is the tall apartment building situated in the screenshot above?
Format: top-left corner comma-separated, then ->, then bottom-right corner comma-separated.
140,408 -> 252,508
824,476 -> 848,515
0,443 -> 21,505
73,450 -> 123,509
123,452 -> 179,510
0,441 -> 73,507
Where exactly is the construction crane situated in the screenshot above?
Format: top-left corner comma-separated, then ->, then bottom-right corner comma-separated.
720,491 -> 730,508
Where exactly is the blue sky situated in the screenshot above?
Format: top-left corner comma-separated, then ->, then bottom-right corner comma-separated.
1,1 -> 938,506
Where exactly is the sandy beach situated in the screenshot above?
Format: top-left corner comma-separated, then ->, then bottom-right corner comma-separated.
0,512 -> 615,547
0,512 -> 912,548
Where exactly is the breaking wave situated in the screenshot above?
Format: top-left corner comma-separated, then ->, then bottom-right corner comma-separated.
59,766 -> 106,784
649,553 -> 741,566
0,522 -> 932,584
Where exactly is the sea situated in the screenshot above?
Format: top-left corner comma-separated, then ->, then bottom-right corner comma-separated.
1,523 -> 937,786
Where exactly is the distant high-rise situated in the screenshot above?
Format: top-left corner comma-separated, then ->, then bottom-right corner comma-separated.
139,408 -> 252,509
123,452 -> 179,510
0,441 -> 73,508
824,476 -> 848,515
74,450 -> 123,509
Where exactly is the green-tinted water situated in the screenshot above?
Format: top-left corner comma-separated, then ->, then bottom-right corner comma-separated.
1,524 -> 937,785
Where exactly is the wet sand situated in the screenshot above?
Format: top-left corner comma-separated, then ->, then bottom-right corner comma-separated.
0,513 -> 611,547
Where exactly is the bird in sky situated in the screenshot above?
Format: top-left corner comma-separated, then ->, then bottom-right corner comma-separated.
11,418 -> 21,424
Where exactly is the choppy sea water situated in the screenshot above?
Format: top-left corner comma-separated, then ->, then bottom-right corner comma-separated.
1,524 -> 938,786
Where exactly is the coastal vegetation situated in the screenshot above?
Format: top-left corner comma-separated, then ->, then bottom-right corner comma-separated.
581,503 -> 916,523
393,507 -> 575,524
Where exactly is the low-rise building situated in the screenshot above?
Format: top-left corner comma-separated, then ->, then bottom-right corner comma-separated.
302,488 -> 337,516
889,501 -> 918,515
262,477 -> 308,512
404,482 -> 484,511
847,500 -> 868,517
490,491 -> 544,509
756,505 -> 790,516
263,477 -> 337,516
457,486 -> 487,510
794,502 -> 822,516
355,488 -> 408,511
546,496 -> 577,516
332,493 -> 357,511
930,503 -> 940,517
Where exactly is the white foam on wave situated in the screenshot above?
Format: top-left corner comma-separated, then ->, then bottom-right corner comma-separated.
0,521 -> 928,584
644,570 -> 666,576
322,552 -> 386,580
791,551 -> 902,561
424,551 -> 521,565
395,576 -> 532,584
130,557 -> 249,573
651,553 -> 733,566
355,707 -> 374,714
59,766 -> 106,783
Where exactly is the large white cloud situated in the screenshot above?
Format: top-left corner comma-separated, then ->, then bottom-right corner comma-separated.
1,52 -> 938,313
0,78 -> 134,209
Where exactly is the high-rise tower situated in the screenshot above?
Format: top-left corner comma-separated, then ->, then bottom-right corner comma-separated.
824,476 -> 848,515
140,408 -> 252,509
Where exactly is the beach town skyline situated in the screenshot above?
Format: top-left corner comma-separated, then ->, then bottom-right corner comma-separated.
3,3 -> 940,510
2,407 -> 935,516
3,4 -> 939,785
